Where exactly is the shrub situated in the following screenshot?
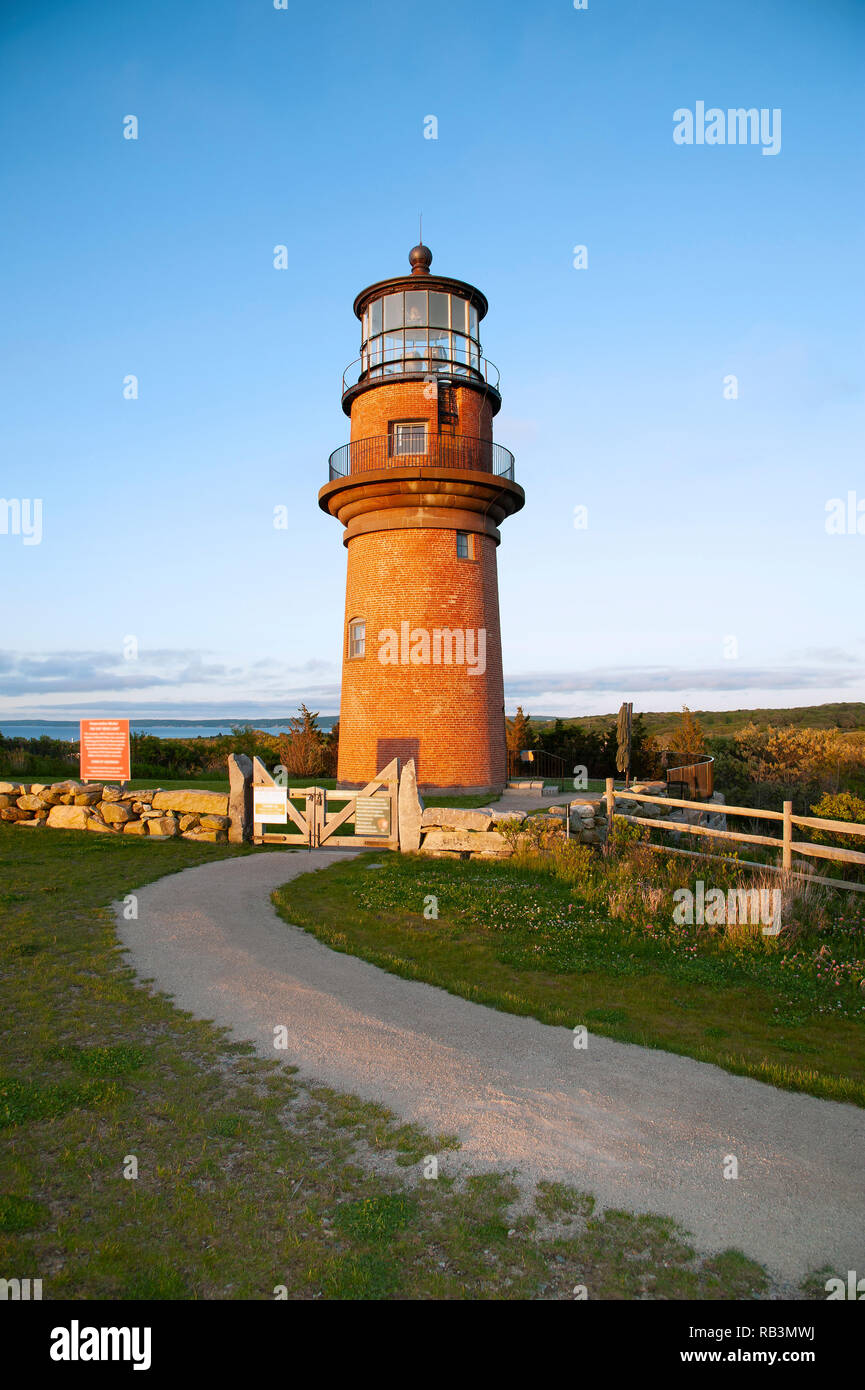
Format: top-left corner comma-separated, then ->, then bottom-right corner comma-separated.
810,791 -> 865,855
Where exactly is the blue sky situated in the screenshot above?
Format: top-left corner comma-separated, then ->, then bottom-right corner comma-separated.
1,0 -> 863,719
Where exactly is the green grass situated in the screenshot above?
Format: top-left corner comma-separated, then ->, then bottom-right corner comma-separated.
0,822 -> 820,1299
273,853 -> 865,1107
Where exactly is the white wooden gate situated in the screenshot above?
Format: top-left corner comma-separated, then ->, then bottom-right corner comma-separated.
252,757 -> 399,850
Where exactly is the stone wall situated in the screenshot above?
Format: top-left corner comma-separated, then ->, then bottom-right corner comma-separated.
410,801 -> 610,858
0,779 -> 232,842
615,781 -> 727,834
399,771 -> 726,860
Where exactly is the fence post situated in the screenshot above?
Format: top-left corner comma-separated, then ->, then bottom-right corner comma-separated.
605,777 -> 616,847
782,800 -> 793,871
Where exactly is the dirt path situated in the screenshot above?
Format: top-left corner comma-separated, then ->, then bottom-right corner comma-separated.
116,851 -> 865,1284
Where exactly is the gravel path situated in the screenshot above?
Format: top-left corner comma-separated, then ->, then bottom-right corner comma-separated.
116,851 -> 865,1283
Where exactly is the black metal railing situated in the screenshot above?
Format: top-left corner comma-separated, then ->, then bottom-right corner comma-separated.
663,752 -> 715,801
328,434 -> 515,481
507,749 -> 567,782
342,351 -> 501,395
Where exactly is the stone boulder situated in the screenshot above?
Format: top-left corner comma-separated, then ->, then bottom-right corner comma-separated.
227,753 -> 253,844
41,789 -> 71,806
421,806 -> 493,833
398,759 -> 424,852
147,815 -> 179,837
152,790 -> 229,816
46,804 -> 94,831
74,788 -> 103,805
17,794 -> 48,812
123,820 -> 149,835
100,803 -> 134,824
419,828 -> 509,855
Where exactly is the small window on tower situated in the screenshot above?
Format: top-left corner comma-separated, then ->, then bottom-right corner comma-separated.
390,421 -> 428,456
348,619 -> 366,659
456,531 -> 473,560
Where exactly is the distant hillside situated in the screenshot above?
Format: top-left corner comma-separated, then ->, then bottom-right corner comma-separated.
531,702 -> 865,741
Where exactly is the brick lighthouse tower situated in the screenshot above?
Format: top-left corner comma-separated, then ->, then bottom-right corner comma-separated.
319,243 -> 524,794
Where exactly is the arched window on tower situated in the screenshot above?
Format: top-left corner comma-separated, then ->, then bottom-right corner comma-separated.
347,618 -> 366,659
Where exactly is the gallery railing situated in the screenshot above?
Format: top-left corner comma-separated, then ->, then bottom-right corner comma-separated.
342,350 -> 501,395
328,434 -> 515,481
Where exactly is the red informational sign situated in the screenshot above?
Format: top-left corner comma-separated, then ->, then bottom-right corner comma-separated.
80,719 -> 131,783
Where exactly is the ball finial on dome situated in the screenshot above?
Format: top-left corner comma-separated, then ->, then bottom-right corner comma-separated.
408,243 -> 432,274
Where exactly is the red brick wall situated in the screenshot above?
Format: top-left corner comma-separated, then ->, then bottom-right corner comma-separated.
349,382 -> 494,446
338,527 -> 506,789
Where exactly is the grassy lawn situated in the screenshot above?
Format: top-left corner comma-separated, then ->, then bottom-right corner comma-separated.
273,852 -> 865,1108
0,823 -> 813,1300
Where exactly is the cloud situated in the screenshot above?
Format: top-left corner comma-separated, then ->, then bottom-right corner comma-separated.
504,664 -> 865,697
0,648 -> 340,704
1,649 -> 862,721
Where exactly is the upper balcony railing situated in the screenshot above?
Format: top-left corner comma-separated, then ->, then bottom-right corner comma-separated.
342,348 -> 501,397
328,433 -> 515,482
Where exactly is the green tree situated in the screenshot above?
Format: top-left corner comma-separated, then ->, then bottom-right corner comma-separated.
673,706 -> 706,756
506,706 -> 533,753
277,705 -> 327,777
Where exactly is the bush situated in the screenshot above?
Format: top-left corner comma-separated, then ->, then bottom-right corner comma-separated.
811,791 -> 865,856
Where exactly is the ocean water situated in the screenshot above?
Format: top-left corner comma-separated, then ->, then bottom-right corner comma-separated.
0,720 -> 337,742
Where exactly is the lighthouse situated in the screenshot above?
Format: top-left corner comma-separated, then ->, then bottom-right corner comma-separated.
319,243 -> 524,794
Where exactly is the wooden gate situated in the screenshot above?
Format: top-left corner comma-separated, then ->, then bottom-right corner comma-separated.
252,757 -> 399,850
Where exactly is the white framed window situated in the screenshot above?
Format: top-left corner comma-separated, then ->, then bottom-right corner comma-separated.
390,421 -> 428,456
348,618 -> 366,659
456,530 -> 473,559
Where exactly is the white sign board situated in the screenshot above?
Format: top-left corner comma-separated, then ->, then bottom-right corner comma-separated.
253,786 -> 288,824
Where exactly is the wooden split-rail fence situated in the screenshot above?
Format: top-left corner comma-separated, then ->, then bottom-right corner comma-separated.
605,778 -> 865,894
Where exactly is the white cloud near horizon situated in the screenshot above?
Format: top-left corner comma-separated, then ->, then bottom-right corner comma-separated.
0,648 -> 863,721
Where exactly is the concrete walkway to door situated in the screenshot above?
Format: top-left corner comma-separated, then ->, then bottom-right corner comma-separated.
116,850 -> 865,1285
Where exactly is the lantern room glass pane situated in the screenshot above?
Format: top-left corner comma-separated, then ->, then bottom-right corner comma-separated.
429,326 -> 449,365
469,304 -> 478,338
384,330 -> 404,372
453,334 -> 469,375
369,299 -> 382,335
383,293 -> 404,330
404,290 -> 427,327
404,329 -> 428,370
429,292 -> 449,328
450,296 -> 467,333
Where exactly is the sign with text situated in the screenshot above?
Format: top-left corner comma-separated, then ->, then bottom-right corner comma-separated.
80,719 -> 131,783
355,796 -> 391,837
253,785 -> 288,824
